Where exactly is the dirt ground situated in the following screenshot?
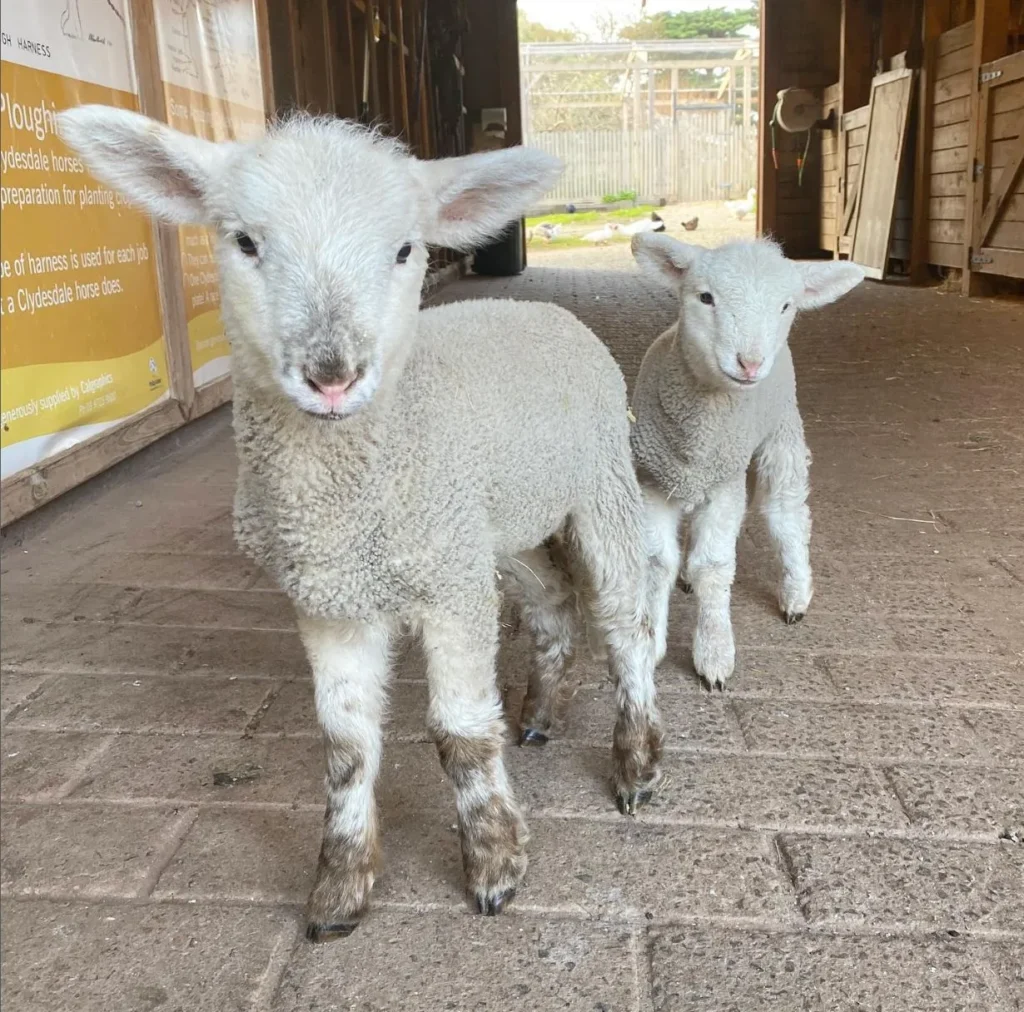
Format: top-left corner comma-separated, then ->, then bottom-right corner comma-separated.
526,200 -> 757,269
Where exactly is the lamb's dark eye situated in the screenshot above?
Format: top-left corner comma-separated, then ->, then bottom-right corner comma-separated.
234,232 -> 258,257
699,292 -> 715,306
782,302 -> 791,313
396,243 -> 413,265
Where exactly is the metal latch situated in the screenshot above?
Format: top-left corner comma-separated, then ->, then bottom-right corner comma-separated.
971,253 -> 994,265
980,69 -> 1003,83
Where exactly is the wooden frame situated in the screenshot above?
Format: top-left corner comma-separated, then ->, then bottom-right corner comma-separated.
968,49 -> 1024,280
961,0 -> 1012,294
849,67 -> 916,278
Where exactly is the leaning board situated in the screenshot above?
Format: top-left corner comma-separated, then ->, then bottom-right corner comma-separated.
851,68 -> 916,278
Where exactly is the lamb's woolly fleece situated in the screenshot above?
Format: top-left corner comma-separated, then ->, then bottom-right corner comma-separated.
629,328 -> 798,508
234,297 -> 639,622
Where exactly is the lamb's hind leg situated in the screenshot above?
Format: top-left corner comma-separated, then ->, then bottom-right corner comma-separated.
507,541 -> 580,746
422,608 -> 528,915
569,473 -> 663,816
299,616 -> 391,942
755,420 -> 813,624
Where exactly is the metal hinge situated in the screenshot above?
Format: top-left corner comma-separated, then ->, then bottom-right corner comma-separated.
980,69 -> 1003,83
971,253 -> 993,265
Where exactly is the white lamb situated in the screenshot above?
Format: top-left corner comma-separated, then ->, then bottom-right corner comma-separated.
59,107 -> 663,939
629,234 -> 864,687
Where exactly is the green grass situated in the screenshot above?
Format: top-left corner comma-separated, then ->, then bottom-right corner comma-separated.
601,188 -> 638,204
526,233 -> 634,250
526,204 -> 658,228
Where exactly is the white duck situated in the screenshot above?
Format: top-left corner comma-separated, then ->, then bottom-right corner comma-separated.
583,222 -> 622,244
621,212 -> 666,236
725,187 -> 757,220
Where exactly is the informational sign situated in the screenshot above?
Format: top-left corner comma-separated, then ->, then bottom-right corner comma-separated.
0,1 -> 170,480
154,0 -> 265,388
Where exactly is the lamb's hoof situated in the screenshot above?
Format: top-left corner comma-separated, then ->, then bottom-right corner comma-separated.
700,676 -> 727,692
306,919 -> 360,943
783,610 -> 805,625
677,577 -> 693,594
616,786 -> 654,816
475,886 -> 517,916
519,727 -> 549,746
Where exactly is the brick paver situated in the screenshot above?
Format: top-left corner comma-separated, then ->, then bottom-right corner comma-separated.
2,269 -> 1022,1010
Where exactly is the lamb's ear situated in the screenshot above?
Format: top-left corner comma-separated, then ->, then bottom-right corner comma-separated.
58,105 -> 231,224
795,260 -> 865,310
631,233 -> 700,288
414,147 -> 563,249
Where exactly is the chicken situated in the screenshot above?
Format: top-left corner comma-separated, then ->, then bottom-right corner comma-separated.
534,222 -> 562,242
725,187 -> 757,220
681,216 -> 699,231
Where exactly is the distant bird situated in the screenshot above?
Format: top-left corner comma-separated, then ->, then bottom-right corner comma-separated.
681,216 -> 699,231
621,211 -> 666,236
583,222 -> 622,244
534,222 -> 562,242
565,203 -> 577,214
725,187 -> 757,220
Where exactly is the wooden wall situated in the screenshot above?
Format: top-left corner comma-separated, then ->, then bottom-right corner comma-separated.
760,0 -> 843,256
819,82 -> 843,250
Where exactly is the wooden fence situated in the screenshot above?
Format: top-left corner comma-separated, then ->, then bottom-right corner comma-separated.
528,113 -> 758,203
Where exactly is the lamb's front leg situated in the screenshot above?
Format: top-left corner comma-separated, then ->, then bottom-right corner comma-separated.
687,476 -> 746,689
422,610 -> 528,915
299,616 -> 391,942
642,487 -> 684,665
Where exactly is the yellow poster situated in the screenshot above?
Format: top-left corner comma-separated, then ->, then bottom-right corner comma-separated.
0,1 -> 169,480
154,0 -> 266,388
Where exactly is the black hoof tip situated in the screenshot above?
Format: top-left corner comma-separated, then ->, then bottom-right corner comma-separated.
306,920 -> 359,943
784,611 -> 805,626
519,727 -> 549,747
678,579 -> 693,594
616,787 -> 654,817
476,887 -> 516,916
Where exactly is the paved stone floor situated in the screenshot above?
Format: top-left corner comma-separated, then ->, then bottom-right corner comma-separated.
1,267 -> 1022,1011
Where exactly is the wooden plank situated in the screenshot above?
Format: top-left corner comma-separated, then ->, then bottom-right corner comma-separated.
932,121 -> 970,150
129,0 -> 195,413
842,107 -> 870,130
989,218 -> 1024,248
932,95 -> 971,126
191,376 -> 233,419
934,69 -> 973,102
935,44 -> 974,79
848,147 -> 865,167
912,2 -> 951,284
929,170 -> 968,195
393,0 -> 411,138
931,145 -> 970,172
0,400 -> 187,528
255,0 -> 276,115
973,247 -> 1024,276
851,69 -> 916,275
992,78 -> 1024,114
937,21 -> 975,56
963,0 -> 1012,295
930,195 -> 967,218
992,109 -> 1024,141
929,239 -> 964,265
931,218 -> 965,242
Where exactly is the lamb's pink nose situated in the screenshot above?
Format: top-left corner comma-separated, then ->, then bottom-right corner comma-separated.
307,374 -> 356,410
736,354 -> 763,381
